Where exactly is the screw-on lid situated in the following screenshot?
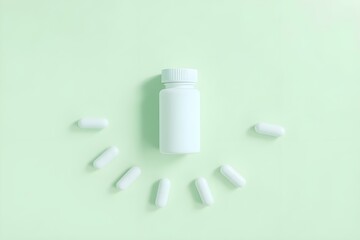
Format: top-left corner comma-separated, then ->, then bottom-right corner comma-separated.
161,68 -> 198,83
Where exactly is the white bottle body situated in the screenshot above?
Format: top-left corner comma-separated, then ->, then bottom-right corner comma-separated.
159,84 -> 200,154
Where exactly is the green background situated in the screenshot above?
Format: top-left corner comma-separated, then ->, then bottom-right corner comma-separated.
1,0 -> 360,239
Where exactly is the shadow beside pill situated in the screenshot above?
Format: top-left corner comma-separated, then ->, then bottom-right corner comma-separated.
146,180 -> 160,212
69,121 -> 82,133
85,161 -> 97,173
108,184 -> 119,194
108,176 -> 121,194
140,75 -> 162,151
149,180 -> 159,205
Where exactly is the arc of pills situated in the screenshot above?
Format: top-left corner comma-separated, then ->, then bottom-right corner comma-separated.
75,117 -> 273,207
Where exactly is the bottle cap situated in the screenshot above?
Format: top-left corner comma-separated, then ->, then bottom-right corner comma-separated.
161,68 -> 198,83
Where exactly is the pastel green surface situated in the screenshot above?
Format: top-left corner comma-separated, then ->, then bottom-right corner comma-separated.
1,0 -> 360,239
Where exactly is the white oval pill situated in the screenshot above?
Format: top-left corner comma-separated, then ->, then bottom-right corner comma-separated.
220,165 -> 246,188
195,177 -> 214,206
77,118 -> 109,129
116,166 -> 141,190
93,146 -> 119,169
155,178 -> 171,208
254,122 -> 285,137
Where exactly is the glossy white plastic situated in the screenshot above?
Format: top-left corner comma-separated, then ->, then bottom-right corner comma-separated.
160,68 -> 200,154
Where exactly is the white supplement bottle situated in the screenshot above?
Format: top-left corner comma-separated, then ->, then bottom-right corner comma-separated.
160,68 -> 200,154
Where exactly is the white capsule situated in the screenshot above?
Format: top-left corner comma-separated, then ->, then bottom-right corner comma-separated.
195,178 -> 214,206
155,178 -> 171,208
254,122 -> 285,137
116,166 -> 141,190
77,118 -> 109,129
93,146 -> 119,169
220,165 -> 246,188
